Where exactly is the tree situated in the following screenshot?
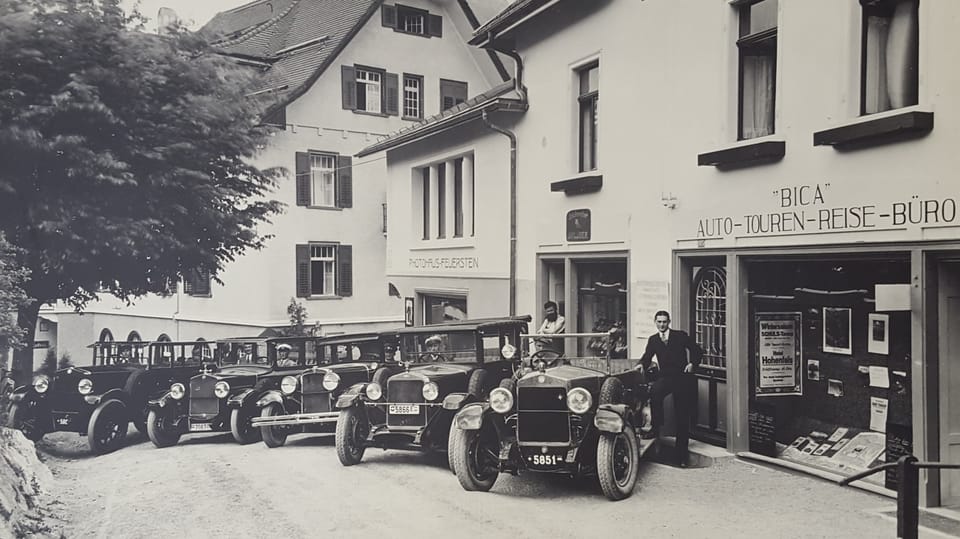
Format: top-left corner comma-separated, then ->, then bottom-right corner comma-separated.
285,298 -> 317,337
0,1 -> 284,383
0,233 -> 30,356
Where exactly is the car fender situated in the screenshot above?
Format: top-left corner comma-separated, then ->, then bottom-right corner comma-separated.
454,402 -> 489,431
147,391 -> 173,410
9,385 -> 34,403
335,383 -> 367,410
85,388 -> 127,407
227,389 -> 255,409
441,392 -> 475,412
256,390 -> 284,408
595,404 -> 633,434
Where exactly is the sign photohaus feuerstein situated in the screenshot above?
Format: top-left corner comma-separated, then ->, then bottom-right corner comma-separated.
566,209 -> 591,242
755,312 -> 803,396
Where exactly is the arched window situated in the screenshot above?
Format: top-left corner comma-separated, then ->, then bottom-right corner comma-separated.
156,333 -> 171,342
98,328 -> 114,342
126,331 -> 141,342
693,266 -> 727,371
192,338 -> 212,361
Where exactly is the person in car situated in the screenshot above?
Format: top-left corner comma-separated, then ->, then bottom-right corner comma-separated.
634,310 -> 703,467
423,334 -> 445,361
276,344 -> 297,367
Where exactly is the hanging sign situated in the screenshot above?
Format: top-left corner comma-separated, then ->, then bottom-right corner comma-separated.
755,312 -> 803,396
566,209 -> 591,242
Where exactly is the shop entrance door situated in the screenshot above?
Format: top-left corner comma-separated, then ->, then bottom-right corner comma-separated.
690,266 -> 727,446
938,262 -> 960,507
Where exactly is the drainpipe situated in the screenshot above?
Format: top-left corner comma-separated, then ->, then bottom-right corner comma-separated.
481,44 -> 526,317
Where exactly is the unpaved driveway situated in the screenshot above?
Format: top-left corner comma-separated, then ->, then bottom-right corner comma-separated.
37,428 -> 903,538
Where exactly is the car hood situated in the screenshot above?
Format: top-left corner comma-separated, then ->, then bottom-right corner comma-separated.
518,365 -> 605,392
401,363 -> 475,382
215,365 -> 273,377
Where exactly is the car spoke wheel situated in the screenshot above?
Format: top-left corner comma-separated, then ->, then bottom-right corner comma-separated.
7,402 -> 44,442
146,407 -> 182,448
335,407 -> 367,466
230,407 -> 261,445
88,399 -> 128,455
597,422 -> 640,501
451,422 -> 499,492
260,403 -> 289,448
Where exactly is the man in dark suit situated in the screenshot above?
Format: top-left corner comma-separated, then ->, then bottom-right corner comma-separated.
635,310 -> 703,467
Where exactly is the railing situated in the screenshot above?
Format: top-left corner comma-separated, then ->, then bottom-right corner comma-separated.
840,455 -> 960,539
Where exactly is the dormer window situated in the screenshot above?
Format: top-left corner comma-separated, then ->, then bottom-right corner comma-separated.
382,4 -> 442,38
398,5 -> 425,35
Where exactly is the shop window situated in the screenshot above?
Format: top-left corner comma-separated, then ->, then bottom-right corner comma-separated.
295,243 -> 352,298
576,261 -> 628,357
341,65 -> 399,115
576,62 -> 599,172
414,155 -> 474,241
439,79 -> 467,112
737,0 -> 777,140
861,0 -> 919,115
403,74 -> 423,119
295,152 -> 352,209
694,267 -> 727,371
422,294 -> 467,325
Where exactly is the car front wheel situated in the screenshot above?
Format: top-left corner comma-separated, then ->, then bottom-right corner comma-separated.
597,422 -> 640,501
335,406 -> 367,466
260,403 -> 288,448
230,407 -> 262,445
7,402 -> 44,442
451,421 -> 499,492
146,408 -> 181,448
88,399 -> 128,455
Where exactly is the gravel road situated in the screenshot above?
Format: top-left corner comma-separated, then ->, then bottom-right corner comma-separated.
36,428 -> 903,538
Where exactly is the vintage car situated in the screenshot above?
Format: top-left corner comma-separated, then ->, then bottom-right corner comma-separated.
250,332 -> 400,448
145,336 -> 313,448
333,316 -> 530,466
6,340 -> 211,454
449,332 -> 657,501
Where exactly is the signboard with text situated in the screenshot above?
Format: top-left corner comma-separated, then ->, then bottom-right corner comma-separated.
755,312 -> 803,396
566,209 -> 591,242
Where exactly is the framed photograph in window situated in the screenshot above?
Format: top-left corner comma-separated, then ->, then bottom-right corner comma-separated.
868,313 -> 889,355
404,297 -> 415,327
823,307 -> 852,355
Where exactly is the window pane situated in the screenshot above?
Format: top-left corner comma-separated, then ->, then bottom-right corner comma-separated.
862,1 -> 918,114
579,64 -> 598,95
437,164 -> 446,238
747,0 -> 778,36
404,76 -> 421,118
579,96 -> 598,172
422,168 -> 430,240
310,154 -> 335,206
454,159 -> 463,238
740,52 -> 775,139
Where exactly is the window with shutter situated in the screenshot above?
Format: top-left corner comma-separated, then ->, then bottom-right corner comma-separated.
295,244 -> 310,298
384,72 -> 399,116
381,4 -> 397,27
336,245 -> 353,297
336,155 -> 353,208
297,244 -> 351,298
439,79 -> 467,112
354,67 -> 383,114
341,65 -> 356,110
295,152 -> 311,206
185,269 -> 211,297
428,13 -> 442,37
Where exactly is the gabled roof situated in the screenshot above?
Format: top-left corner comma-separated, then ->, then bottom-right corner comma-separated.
201,0 -> 382,109
469,0 -> 560,47
356,80 -> 527,157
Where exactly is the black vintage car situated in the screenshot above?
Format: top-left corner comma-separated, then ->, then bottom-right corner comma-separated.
250,332 -> 400,448
6,340 -> 211,454
449,332 -> 657,501
333,316 -> 530,467
145,336 -> 314,448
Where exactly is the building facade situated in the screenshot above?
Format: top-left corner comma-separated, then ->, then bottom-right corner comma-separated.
38,0 -> 509,365
368,0 -> 960,506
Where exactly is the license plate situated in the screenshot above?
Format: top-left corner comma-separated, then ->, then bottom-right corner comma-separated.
189,422 -> 212,432
388,404 -> 420,415
55,414 -> 73,427
527,449 -> 566,469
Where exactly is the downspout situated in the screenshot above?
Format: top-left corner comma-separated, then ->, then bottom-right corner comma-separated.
482,109 -> 517,316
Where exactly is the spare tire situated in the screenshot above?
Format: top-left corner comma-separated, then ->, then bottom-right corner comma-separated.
599,377 -> 624,405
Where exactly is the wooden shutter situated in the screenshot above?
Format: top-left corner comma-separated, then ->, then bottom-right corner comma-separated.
428,14 -> 442,37
295,152 -> 311,206
336,155 -> 353,208
382,4 -> 397,28
295,244 -> 310,298
384,72 -> 399,116
194,269 -> 211,296
336,245 -> 353,297
341,65 -> 356,110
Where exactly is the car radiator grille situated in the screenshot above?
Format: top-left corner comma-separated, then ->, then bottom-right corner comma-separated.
189,377 -> 220,417
518,387 -> 567,411
302,394 -> 332,413
387,379 -> 422,404
517,412 -> 570,444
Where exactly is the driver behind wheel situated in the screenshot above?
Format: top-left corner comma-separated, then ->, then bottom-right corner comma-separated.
423,334 -> 444,361
276,344 -> 297,367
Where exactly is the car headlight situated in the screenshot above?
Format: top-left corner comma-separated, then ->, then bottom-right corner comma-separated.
214,380 -> 230,399
422,382 -> 439,401
368,362 -> 379,371
280,376 -> 298,395
322,372 -> 340,391
567,387 -> 592,414
489,387 -> 514,414
78,378 -> 93,395
501,343 -> 517,359
365,382 -> 382,401
33,375 -> 49,394
170,383 -> 185,400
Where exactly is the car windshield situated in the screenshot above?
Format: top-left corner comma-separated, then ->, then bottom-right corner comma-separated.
216,342 -> 269,366
271,340 -> 322,367
400,331 -> 484,363
318,341 -> 388,364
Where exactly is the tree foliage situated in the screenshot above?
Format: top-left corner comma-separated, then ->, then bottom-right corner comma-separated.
0,0 -> 283,309
0,233 -> 30,352
285,298 -> 317,337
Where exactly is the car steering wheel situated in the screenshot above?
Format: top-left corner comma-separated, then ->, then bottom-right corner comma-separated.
530,349 -> 562,370
418,352 -> 446,363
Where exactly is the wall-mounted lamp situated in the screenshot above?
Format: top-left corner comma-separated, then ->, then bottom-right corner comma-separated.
661,192 -> 678,210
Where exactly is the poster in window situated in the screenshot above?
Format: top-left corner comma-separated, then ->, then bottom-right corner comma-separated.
404,297 -> 415,327
867,313 -> 889,355
754,312 -> 803,396
822,307 -> 852,355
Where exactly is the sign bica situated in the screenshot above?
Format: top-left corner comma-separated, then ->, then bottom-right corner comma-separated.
696,183 -> 957,239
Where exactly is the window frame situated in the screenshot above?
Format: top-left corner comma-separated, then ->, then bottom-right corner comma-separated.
309,243 -> 338,298
402,73 -> 424,120
396,4 -> 428,36
736,0 -> 778,141
439,78 -> 468,112
413,152 -> 475,243
355,66 -> 385,114
576,62 -> 599,173
859,0 -> 919,116
309,152 -> 337,208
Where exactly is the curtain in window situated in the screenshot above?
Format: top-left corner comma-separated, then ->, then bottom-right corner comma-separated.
864,15 -> 891,114
864,1 -> 918,114
741,54 -> 775,139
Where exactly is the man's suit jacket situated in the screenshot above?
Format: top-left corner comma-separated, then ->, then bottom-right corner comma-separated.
636,330 -> 704,377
